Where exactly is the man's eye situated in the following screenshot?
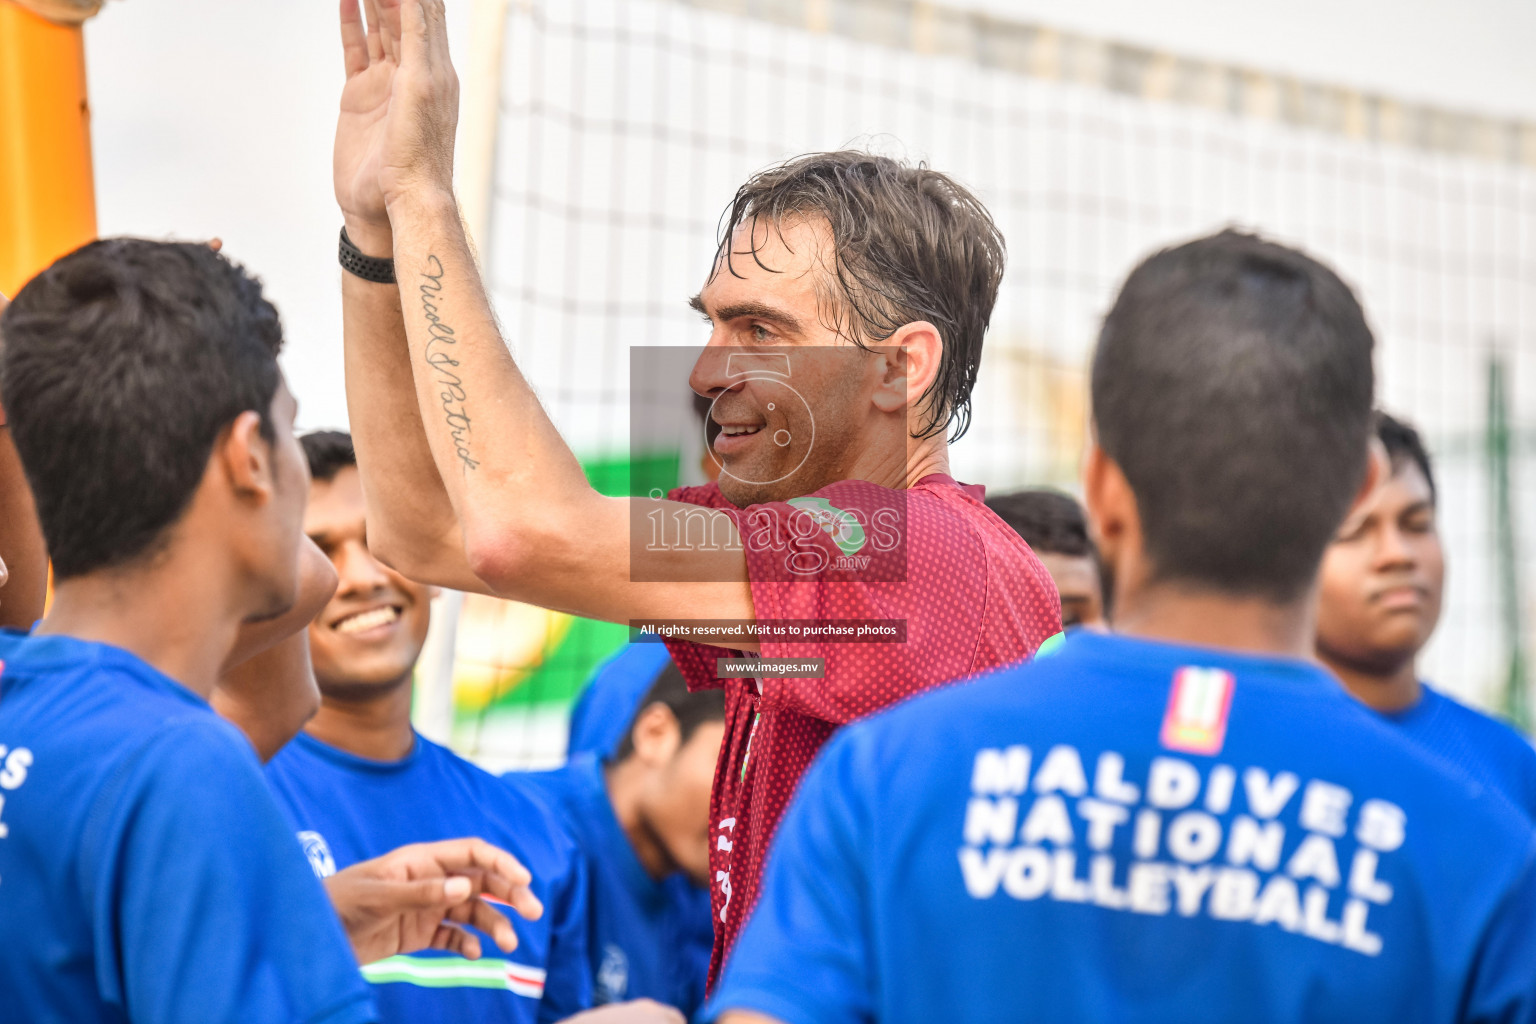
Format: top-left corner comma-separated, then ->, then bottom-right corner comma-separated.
752,325 -> 771,342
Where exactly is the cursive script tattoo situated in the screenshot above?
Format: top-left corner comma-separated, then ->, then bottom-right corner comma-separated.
420,255 -> 479,472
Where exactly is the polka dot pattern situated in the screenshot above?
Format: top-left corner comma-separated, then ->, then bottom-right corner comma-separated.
664,474 -> 1062,988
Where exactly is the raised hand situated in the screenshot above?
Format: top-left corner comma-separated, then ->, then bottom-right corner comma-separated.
334,0 -> 402,254
334,0 -> 459,255
323,837 -> 543,965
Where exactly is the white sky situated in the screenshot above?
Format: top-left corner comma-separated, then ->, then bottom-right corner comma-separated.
83,0 -> 1535,430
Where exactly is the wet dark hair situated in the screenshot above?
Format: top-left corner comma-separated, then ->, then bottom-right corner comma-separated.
1376,411 -> 1436,506
0,239 -> 283,580
715,150 -> 1005,441
301,430 -> 357,483
1092,230 -> 1375,603
613,657 -> 725,763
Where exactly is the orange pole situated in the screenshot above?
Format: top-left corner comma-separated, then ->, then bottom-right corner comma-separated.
0,0 -> 97,298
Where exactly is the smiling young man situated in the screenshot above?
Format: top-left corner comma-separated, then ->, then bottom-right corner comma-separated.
0,240 -> 536,1023
711,231 -> 1536,1024
1317,412 -> 1536,818
265,431 -> 679,1024
330,0 -> 1059,985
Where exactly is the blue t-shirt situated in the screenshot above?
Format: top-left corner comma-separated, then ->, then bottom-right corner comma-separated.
1385,684 -> 1536,820
265,731 -> 591,1024
566,642 -> 673,759
519,754 -> 712,1016
0,631 -> 374,1024
714,631 -> 1536,1024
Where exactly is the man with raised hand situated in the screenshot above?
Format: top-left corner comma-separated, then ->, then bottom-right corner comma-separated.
0,239 -> 541,1023
711,232 -> 1536,1024
330,0 -> 1060,986
1317,411 -> 1536,818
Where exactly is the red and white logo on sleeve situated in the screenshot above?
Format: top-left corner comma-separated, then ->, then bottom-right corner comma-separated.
1160,666 -> 1235,756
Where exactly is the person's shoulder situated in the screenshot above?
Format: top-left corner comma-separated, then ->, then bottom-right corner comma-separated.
1422,686 -> 1536,759
129,712 -> 266,792
668,482 -> 733,510
0,633 -> 205,712
1416,687 -> 1536,805
81,712 -> 277,873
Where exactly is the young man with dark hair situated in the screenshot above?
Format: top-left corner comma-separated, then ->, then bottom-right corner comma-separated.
1318,411 -> 1536,817
712,231 -> 1536,1023
986,488 -> 1109,628
266,430 -> 679,1024
524,663 -> 721,1017
0,240 -> 537,1023
330,0 -> 1058,985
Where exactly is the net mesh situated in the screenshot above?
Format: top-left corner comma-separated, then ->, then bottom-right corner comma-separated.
444,0 -> 1536,763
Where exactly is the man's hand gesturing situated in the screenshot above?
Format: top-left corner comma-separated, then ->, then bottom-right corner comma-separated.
323,837 -> 544,966
334,0 -> 460,255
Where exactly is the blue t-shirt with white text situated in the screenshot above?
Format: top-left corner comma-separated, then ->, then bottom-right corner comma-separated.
519,754 -> 712,1016
265,731 -> 591,1024
0,631 -> 375,1024
714,632 -> 1536,1024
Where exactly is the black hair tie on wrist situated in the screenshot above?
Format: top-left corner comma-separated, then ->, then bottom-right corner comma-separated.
339,227 -> 396,284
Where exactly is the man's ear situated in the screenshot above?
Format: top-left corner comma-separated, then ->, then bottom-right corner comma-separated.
629,702 -> 683,766
1083,442 -> 1136,573
217,411 -> 276,503
872,321 -> 942,417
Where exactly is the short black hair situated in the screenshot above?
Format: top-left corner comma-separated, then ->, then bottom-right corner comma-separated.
987,488 -> 1113,619
716,151 -> 1005,441
613,656 -> 725,763
985,489 -> 1095,558
0,239 -> 284,580
1092,230 -> 1375,602
301,430 -> 357,483
1376,411 -> 1436,505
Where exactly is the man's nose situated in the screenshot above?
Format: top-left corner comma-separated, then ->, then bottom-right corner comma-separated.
688,339 -> 737,401
1375,525 -> 1416,569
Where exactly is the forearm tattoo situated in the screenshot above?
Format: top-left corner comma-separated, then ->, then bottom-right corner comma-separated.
419,255 -> 479,473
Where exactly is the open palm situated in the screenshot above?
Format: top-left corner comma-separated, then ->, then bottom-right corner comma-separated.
335,0 -> 459,246
334,0 -> 401,238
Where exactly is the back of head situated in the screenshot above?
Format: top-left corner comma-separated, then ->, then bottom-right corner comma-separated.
614,658 -> 725,762
985,489 -> 1094,559
0,239 -> 284,580
718,150 -> 1005,441
1092,230 -> 1375,602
